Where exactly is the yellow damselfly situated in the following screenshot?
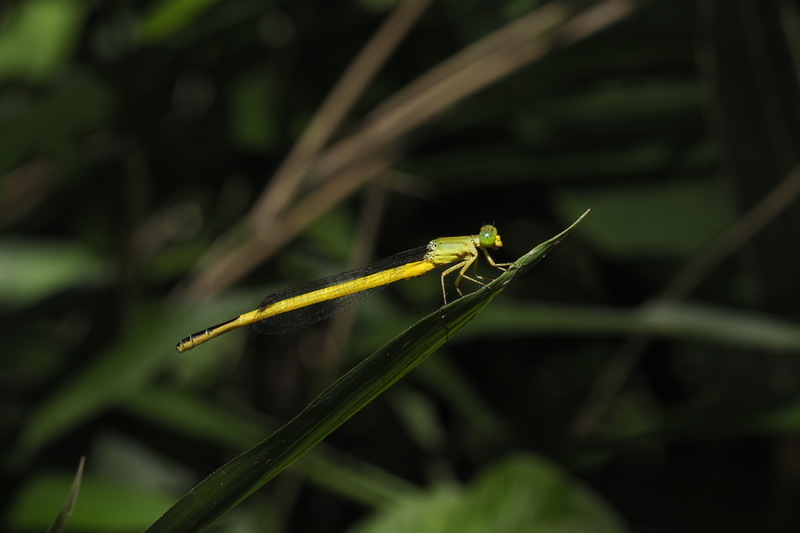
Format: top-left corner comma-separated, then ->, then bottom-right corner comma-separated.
176,225 -> 511,352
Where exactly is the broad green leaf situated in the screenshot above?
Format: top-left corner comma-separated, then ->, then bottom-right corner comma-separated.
299,450 -> 421,509
554,179 -> 733,257
143,212 -> 589,533
0,77 -> 110,176
411,354 -> 506,442
732,398 -> 800,435
121,387 -> 419,509
545,81 -> 700,122
385,384 -> 447,453
348,453 -> 628,533
120,387 -> 268,450
510,81 -> 701,144
401,142 -> 674,185
140,0 -> 225,41
356,0 -> 400,14
7,472 -> 177,533
10,293 -> 254,461
0,240 -> 108,307
228,70 -> 277,152
0,0 -> 87,83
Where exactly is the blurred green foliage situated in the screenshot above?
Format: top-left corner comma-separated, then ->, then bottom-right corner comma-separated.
2,0 -> 800,531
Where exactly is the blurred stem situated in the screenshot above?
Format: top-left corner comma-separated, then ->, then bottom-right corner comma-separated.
177,153 -> 395,303
662,166 -> 800,301
777,0 -> 800,85
176,0 -> 636,304
570,165 -> 800,439
570,0 -> 800,439
247,0 -> 433,227
309,175 -> 392,377
736,0 -> 796,174
174,0 -> 429,303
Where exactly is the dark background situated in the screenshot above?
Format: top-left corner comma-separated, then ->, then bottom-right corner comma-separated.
3,0 -> 800,531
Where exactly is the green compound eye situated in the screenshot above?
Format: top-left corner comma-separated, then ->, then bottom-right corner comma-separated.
479,225 -> 498,247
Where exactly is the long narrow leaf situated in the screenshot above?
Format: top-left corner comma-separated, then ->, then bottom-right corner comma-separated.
145,211 -> 589,533
45,456 -> 84,533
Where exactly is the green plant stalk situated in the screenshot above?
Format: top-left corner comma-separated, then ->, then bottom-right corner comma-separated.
145,210 -> 589,533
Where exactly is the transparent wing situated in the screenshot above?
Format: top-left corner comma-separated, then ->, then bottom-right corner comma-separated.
252,245 -> 429,335
253,286 -> 385,334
